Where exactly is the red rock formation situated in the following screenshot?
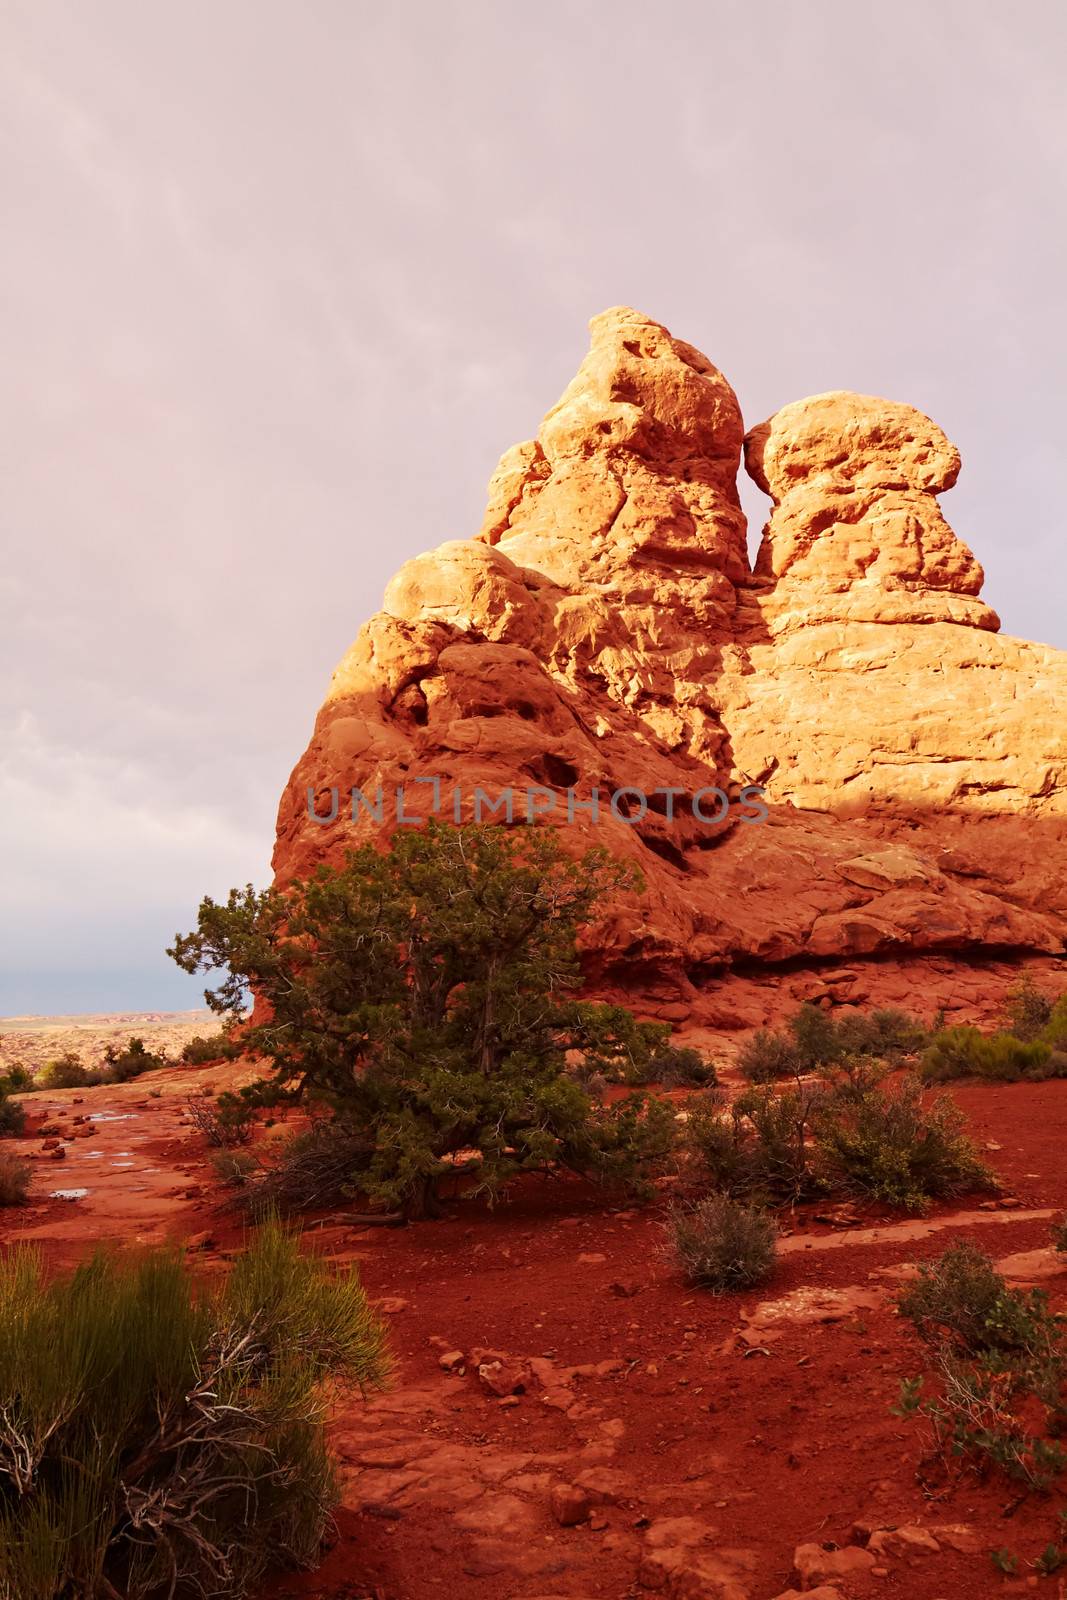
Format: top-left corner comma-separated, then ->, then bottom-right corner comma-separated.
272,310 -> 1066,1026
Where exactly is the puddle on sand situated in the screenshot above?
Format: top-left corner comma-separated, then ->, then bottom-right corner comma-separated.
50,1188 -> 89,1200
88,1112 -> 138,1123
112,1161 -> 135,1168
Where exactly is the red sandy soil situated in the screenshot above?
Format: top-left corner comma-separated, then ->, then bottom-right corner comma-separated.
3,1064 -> 1067,1600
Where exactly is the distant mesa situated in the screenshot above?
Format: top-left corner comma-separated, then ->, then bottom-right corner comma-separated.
272,308 -> 1067,1026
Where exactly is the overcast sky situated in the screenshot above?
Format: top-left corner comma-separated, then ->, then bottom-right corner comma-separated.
2,0 -> 1064,1014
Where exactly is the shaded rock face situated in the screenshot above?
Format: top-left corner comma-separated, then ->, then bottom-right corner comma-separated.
273,309 -> 1066,1022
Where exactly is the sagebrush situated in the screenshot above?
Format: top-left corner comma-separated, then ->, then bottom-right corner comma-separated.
0,1221 -> 389,1600
667,1193 -> 777,1292
895,1243 -> 1067,1493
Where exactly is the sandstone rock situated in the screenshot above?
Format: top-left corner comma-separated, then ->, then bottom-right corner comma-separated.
438,1349 -> 465,1372
271,309 -> 1067,1019
793,1542 -> 877,1588
867,1525 -> 940,1560
770,1589 -> 844,1600
995,1247 -> 1067,1283
549,1482 -> 592,1526
477,1357 -> 531,1397
637,1514 -> 756,1598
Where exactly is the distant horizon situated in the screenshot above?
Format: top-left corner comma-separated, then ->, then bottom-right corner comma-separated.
3,1 -> 1064,1013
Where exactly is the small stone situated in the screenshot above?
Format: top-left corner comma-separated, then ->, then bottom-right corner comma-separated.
477,1359 -> 530,1397
438,1350 -> 465,1372
549,1483 -> 591,1527
49,1146 -> 66,1160
868,1525 -> 940,1561
794,1542 -> 877,1588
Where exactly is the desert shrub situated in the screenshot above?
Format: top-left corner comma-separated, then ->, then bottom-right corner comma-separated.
0,1221 -> 389,1599
210,1148 -> 259,1187
899,1242 -> 1063,1365
684,1091 -> 754,1194
0,1156 -> 30,1206
737,1028 -> 803,1083
921,1026 -> 1058,1083
571,1093 -> 678,1196
235,1122 -> 382,1218
815,1073 -> 994,1212
101,1035 -> 168,1083
835,1007 -> 929,1061
1002,976 -> 1054,1041
37,1051 -> 90,1091
0,1093 -> 25,1139
895,1243 -> 1067,1492
628,1044 -> 717,1089
188,1095 -> 258,1147
738,1003 -> 926,1083
687,1084 -> 822,1203
170,822 -> 678,1219
667,1193 -> 777,1292
1042,994 -> 1067,1050
0,1064 -> 33,1094
1053,1218 -> 1067,1255
182,1030 -> 238,1066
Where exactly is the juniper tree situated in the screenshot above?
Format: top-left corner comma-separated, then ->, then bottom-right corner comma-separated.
169,822 -> 676,1218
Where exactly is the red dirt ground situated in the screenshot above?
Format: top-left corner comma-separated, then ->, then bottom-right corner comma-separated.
3,1066 -> 1067,1600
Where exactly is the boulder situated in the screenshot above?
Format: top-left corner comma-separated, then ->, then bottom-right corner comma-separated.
271,309 -> 1067,1020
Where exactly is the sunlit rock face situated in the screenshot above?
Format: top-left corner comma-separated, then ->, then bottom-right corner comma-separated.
273,310 -> 1066,1024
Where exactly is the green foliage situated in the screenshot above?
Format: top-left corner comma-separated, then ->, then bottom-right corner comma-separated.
1035,1544 -> 1065,1576
690,1066 -> 993,1214
35,1039 -> 170,1094
921,1025 -> 1063,1083
170,822 -> 677,1218
626,1044 -> 717,1089
0,1064 -> 33,1094
737,1003 -> 927,1082
0,1093 -> 25,1139
896,1243 -> 1067,1492
736,1027 -> 803,1083
181,1030 -> 238,1066
814,1073 -> 994,1213
666,1193 -> 777,1292
188,1095 -> 258,1147
1053,1218 -> 1067,1255
210,1149 -> 259,1187
899,1242 -> 1063,1367
686,1084 -> 822,1204
0,1156 -> 31,1207
1002,976 -> 1053,1041
0,1103 -> 24,1139
990,1547 -> 1019,1575
101,1036 -> 168,1083
37,1052 -> 90,1091
0,1221 -> 389,1600
1043,994 -> 1067,1050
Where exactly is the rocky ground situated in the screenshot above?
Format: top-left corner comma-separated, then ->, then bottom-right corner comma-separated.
2,1048 -> 1067,1600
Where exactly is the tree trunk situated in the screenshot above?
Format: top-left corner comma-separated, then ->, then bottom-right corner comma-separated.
404,1174 -> 443,1221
